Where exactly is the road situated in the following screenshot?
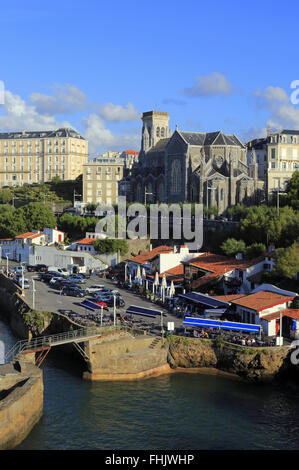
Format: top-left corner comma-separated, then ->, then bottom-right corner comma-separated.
19,270 -> 184,332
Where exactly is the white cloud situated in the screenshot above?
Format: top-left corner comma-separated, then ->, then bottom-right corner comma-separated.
183,72 -> 235,97
82,113 -> 140,154
254,86 -> 299,130
30,84 -> 87,115
0,90 -> 71,131
96,102 -> 140,122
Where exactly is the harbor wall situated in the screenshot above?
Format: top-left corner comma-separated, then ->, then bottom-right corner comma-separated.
0,361 -> 43,450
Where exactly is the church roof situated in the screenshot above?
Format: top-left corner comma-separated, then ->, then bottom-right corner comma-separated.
148,138 -> 171,152
178,131 -> 245,148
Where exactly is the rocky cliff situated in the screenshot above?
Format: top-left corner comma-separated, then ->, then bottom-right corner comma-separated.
167,337 -> 296,383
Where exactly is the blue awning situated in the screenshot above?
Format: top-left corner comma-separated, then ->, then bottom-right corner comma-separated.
183,317 -> 261,333
178,292 -> 230,308
80,299 -> 104,311
183,317 -> 221,328
126,305 -> 162,318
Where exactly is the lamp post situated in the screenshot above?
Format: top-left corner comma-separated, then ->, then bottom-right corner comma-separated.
273,188 -> 286,215
73,189 -> 82,208
144,186 -> 154,205
6,253 -> 10,276
32,279 -> 36,309
113,294 -> 116,326
206,182 -> 217,219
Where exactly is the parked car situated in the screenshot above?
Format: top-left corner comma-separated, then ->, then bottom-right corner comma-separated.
14,265 -> 27,275
26,265 -> 36,272
105,297 -> 125,307
17,278 -> 30,289
47,266 -> 69,277
92,288 -> 111,298
62,286 -> 85,298
85,284 -> 106,294
35,264 -> 48,272
67,275 -> 86,284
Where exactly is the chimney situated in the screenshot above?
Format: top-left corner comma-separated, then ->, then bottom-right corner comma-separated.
267,126 -> 271,137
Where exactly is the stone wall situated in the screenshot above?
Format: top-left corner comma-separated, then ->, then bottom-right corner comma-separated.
83,330 -> 170,381
0,361 -> 43,450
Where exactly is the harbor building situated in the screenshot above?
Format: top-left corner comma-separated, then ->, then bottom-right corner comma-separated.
0,128 -> 88,187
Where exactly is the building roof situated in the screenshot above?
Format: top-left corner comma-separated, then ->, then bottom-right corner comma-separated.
15,232 -> 36,239
230,291 -> 295,312
213,294 -> 247,302
148,138 -> 171,152
124,149 -> 139,155
262,309 -> 299,322
185,252 -> 264,289
0,128 -> 85,140
76,238 -> 95,245
129,245 -> 173,265
179,130 -> 245,148
29,233 -> 45,240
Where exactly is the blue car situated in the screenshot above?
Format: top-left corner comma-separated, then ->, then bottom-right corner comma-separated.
67,275 -> 86,284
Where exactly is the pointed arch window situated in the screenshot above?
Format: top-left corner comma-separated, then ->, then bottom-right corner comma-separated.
171,160 -> 181,193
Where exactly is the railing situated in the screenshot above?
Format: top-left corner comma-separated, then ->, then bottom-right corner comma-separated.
4,326 -> 103,364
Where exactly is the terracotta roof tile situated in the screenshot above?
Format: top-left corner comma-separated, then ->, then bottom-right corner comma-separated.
77,238 -> 95,245
15,232 -> 36,239
129,246 -> 173,265
213,294 -> 247,302
230,291 -> 295,312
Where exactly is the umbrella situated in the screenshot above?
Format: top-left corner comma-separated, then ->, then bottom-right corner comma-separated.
153,271 -> 159,294
161,274 -> 167,302
142,267 -> 146,279
136,265 -> 141,280
169,280 -> 175,298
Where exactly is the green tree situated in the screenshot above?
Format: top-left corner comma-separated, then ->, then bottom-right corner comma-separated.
273,242 -> 299,279
285,171 -> 299,210
0,189 -> 13,204
93,238 -> 128,255
245,242 -> 266,259
220,238 -> 246,256
17,202 -> 57,231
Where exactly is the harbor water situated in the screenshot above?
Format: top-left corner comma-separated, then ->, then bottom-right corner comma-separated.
1,320 -> 299,450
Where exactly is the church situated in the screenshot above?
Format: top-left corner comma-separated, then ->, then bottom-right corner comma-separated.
129,111 -> 264,214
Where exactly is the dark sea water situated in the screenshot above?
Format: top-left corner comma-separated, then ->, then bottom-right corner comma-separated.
2,320 -> 299,451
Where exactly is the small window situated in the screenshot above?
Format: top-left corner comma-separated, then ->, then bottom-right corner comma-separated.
156,127 -> 160,137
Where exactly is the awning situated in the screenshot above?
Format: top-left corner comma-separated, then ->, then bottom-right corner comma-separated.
183,317 -> 261,333
80,299 -> 104,311
126,305 -> 162,318
178,292 -> 230,308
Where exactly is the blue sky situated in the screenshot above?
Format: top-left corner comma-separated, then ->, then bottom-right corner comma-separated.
1,0 -> 299,155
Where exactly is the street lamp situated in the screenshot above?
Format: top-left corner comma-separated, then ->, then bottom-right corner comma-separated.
144,186 -> 154,205
113,293 -> 116,326
6,253 -> 10,276
273,188 -> 286,215
206,182 -> 217,219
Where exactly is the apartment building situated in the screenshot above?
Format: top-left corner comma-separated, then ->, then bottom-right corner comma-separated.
0,128 -> 88,187
247,128 -> 299,200
83,157 -> 124,204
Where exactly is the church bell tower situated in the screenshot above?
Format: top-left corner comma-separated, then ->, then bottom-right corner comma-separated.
141,111 -> 171,152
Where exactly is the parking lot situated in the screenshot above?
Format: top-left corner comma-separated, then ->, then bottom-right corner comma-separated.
5,263 -> 184,333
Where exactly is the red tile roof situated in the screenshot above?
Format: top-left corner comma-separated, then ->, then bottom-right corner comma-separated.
213,294 -> 247,302
262,309 -> 299,322
29,233 -> 45,240
129,246 -> 173,265
230,291 -> 295,312
186,252 -> 267,289
15,232 -> 36,239
124,149 -> 139,155
77,238 -> 95,245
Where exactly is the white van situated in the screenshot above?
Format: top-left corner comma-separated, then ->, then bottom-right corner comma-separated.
47,267 -> 69,277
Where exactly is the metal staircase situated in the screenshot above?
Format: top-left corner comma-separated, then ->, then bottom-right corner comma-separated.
4,327 -> 103,365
